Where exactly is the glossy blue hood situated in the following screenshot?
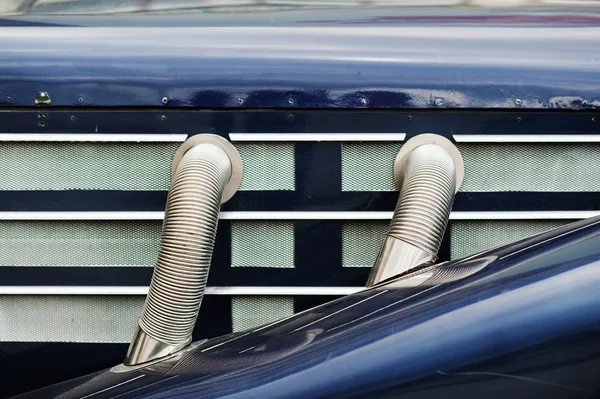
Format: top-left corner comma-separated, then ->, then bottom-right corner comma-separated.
1,8 -> 599,109
18,216 -> 600,398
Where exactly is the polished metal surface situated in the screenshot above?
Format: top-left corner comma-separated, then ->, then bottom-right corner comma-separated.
366,237 -> 432,285
367,134 -> 463,286
124,326 -> 188,366
124,134 -> 242,366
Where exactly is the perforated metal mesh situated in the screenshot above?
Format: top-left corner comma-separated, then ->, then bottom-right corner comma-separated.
0,142 -> 179,190
235,143 -> 295,191
341,142 -> 403,191
0,221 -> 161,266
342,221 -> 388,267
0,141 -> 295,191
231,296 -> 294,332
458,143 -> 600,192
450,220 -> 574,259
0,295 -> 143,343
341,142 -> 600,192
231,221 -> 294,268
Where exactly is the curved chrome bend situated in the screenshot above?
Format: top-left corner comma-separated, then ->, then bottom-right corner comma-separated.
124,134 -> 242,366
366,134 -> 464,286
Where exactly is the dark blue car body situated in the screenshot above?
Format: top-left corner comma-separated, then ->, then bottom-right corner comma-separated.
17,216 -> 600,398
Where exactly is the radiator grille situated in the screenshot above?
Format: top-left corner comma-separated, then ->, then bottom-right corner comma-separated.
231,221 -> 294,268
0,133 -> 594,344
231,296 -> 294,332
0,221 -> 161,266
235,143 -> 295,191
342,221 -> 387,267
341,142 -> 403,191
450,220 -> 574,259
0,295 -> 143,343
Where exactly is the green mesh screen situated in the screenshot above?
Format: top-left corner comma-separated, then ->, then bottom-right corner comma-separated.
458,143 -> 600,192
341,142 -> 600,192
0,141 -> 295,191
0,142 -> 179,190
341,142 -> 403,191
235,143 -> 295,191
231,296 -> 294,332
342,220 -> 575,264
231,221 -> 295,268
0,221 -> 161,266
450,220 -> 574,259
0,295 -> 144,343
342,221 -> 388,267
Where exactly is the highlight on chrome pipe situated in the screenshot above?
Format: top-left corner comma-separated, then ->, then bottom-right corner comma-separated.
366,134 -> 464,286
123,134 -> 242,367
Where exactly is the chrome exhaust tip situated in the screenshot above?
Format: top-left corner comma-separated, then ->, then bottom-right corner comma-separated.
124,134 -> 242,366
366,134 -> 464,286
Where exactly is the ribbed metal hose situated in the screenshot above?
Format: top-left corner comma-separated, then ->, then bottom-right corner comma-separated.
388,144 -> 457,256
139,143 -> 231,345
366,135 -> 463,286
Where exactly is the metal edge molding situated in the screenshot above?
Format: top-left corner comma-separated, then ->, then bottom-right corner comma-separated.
229,133 -> 406,142
0,286 -> 361,296
0,134 -> 188,142
453,134 -> 600,143
0,211 -> 596,221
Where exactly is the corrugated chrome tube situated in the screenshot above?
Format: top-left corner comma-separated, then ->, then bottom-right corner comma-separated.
124,134 -> 242,366
366,134 -> 463,286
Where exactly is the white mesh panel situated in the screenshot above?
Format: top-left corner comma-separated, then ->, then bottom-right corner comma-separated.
450,220 -> 574,259
341,142 -> 403,191
231,221 -> 294,268
231,296 -> 294,332
0,221 -> 161,266
0,141 -> 294,191
458,143 -> 600,192
342,221 -> 388,267
0,295 -> 143,343
0,142 -> 179,190
341,142 -> 600,192
235,143 -> 295,191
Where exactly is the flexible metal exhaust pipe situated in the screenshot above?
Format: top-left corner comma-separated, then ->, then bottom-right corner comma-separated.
366,134 -> 463,286
124,134 -> 242,366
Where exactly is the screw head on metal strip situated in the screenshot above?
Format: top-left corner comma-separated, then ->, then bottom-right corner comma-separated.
34,92 -> 51,105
